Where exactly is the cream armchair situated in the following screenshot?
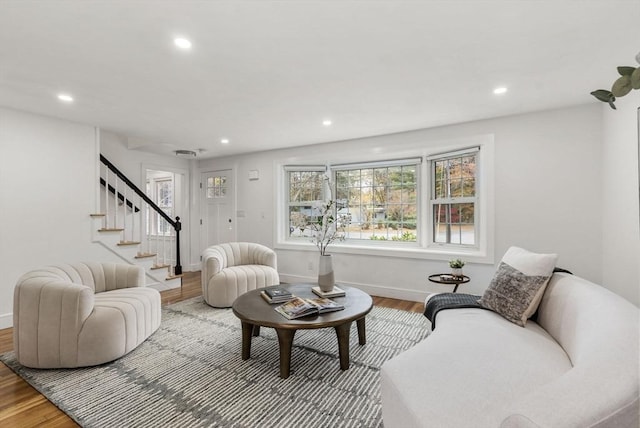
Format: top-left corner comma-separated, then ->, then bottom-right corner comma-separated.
202,242 -> 280,307
13,262 -> 161,369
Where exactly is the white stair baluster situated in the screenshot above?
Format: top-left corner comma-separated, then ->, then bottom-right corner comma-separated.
122,185 -> 127,241
114,174 -> 119,230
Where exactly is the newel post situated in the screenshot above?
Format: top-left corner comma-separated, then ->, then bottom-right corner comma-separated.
174,216 -> 182,275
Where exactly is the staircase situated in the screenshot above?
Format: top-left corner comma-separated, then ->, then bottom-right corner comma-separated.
91,155 -> 183,291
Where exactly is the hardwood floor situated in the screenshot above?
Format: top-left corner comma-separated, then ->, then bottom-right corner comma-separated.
0,272 -> 423,427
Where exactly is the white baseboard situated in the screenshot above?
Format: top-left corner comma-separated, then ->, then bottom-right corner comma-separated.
0,312 -> 12,329
184,263 -> 200,272
279,273 -> 428,303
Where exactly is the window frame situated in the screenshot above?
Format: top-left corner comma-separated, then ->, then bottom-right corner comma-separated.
427,147 -> 479,249
275,136 -> 493,264
333,158 -> 421,244
146,175 -> 174,237
285,166 -> 327,241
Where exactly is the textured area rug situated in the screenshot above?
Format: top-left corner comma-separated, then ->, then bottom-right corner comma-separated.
1,297 -> 429,428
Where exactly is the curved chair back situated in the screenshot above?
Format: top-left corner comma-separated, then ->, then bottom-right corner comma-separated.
201,242 -> 279,307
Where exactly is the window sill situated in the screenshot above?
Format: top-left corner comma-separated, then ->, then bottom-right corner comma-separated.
275,240 -> 494,264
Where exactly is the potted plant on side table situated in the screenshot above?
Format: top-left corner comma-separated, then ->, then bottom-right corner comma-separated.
449,259 -> 465,279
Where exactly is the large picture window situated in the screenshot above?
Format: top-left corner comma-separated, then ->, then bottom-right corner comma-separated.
335,162 -> 418,242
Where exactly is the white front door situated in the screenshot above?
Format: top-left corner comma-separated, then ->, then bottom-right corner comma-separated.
201,170 -> 234,253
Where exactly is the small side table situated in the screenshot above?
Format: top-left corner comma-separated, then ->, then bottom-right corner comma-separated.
428,274 -> 470,293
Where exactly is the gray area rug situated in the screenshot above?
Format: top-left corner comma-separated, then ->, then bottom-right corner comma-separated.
1,297 -> 429,428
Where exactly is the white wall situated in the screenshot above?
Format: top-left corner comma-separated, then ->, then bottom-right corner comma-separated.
198,104 -> 607,302
0,108 -> 122,328
601,91 -> 640,306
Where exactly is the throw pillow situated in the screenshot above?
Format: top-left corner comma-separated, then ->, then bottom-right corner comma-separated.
479,246 -> 558,327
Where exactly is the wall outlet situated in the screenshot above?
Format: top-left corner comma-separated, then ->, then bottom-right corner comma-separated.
308,261 -> 313,270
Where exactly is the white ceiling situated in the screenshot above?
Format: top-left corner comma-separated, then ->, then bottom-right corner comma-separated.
1,1 -> 639,159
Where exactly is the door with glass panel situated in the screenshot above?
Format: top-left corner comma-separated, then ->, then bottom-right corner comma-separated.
201,170 -> 234,254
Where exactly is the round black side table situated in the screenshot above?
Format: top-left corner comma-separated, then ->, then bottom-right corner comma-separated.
428,274 -> 470,293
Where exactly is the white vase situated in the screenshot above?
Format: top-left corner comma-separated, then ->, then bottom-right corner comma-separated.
318,254 -> 335,292
451,268 -> 463,278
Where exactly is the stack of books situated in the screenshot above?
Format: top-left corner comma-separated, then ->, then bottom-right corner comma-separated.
311,285 -> 346,298
260,286 -> 293,304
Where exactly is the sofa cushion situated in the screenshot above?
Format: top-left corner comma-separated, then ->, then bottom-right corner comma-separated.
479,246 -> 557,326
381,308 -> 572,428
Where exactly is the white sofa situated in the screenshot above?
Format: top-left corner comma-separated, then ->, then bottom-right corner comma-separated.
201,242 -> 280,307
381,272 -> 640,428
13,262 -> 161,369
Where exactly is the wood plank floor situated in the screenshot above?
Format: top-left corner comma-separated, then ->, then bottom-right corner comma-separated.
0,272 -> 423,427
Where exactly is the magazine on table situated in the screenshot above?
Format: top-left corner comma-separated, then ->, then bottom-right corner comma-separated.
274,296 -> 344,319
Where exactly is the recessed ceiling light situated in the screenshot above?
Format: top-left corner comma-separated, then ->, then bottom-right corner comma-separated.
493,87 -> 508,95
322,119 -> 332,126
220,138 -> 230,144
57,93 -> 74,102
174,37 -> 192,50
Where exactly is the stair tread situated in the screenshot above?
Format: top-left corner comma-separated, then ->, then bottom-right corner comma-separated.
117,241 -> 141,246
151,264 -> 171,270
135,253 -> 157,259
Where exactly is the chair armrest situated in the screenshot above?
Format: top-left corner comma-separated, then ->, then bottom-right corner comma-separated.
202,247 -> 227,283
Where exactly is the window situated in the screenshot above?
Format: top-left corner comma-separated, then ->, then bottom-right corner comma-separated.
429,149 -> 478,246
335,162 -> 418,242
280,143 -> 489,259
146,171 -> 174,236
156,179 -> 173,235
287,168 -> 325,238
206,175 -> 227,198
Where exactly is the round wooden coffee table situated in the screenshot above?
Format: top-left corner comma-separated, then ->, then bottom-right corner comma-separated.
232,283 -> 373,379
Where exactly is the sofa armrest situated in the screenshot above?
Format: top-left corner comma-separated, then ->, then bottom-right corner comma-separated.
13,278 -> 95,368
500,365 -> 639,428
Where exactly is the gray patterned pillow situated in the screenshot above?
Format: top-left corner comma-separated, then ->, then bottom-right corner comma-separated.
479,247 -> 557,327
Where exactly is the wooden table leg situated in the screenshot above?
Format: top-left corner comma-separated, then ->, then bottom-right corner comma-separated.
252,325 -> 261,337
356,317 -> 367,345
334,321 -> 353,371
275,328 -> 296,379
241,321 -> 254,360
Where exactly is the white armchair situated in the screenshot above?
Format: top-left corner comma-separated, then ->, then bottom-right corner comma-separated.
13,262 -> 161,369
201,242 -> 280,307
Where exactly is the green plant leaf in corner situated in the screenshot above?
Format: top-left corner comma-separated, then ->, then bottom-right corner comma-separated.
590,90 -> 616,109
611,75 -> 632,97
617,66 -> 636,76
590,89 -> 614,102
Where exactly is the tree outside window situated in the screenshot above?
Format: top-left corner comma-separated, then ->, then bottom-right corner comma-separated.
335,164 -> 417,242
431,153 -> 477,245
287,170 -> 325,238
